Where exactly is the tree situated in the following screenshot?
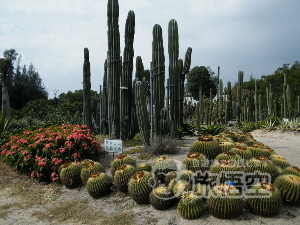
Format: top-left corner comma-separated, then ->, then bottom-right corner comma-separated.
0,49 -> 18,116
186,66 -> 218,100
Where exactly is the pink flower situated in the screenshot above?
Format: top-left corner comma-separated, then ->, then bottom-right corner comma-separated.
59,148 -> 65,153
31,171 -> 35,178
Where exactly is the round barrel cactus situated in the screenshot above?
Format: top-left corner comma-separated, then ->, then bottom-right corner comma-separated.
110,154 -> 136,176
173,180 -> 191,199
59,162 -> 82,189
246,182 -> 282,217
282,166 -> 300,177
128,171 -> 156,204
137,163 -> 152,172
247,146 -> 266,157
208,183 -> 243,219
274,174 -> 300,205
149,186 -> 174,210
164,171 -> 177,186
152,155 -> 177,183
182,152 -> 209,173
178,191 -> 205,219
189,136 -> 222,160
80,159 -> 93,168
218,141 -> 236,153
215,151 -> 242,162
270,154 -> 291,169
230,146 -> 252,160
86,172 -> 113,198
81,161 -> 105,185
114,164 -> 136,192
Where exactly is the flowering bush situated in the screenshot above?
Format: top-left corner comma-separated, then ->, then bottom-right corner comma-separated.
0,124 -> 103,183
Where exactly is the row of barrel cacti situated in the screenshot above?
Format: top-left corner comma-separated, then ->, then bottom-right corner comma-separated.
195,70 -> 300,126
58,130 -> 299,219
100,0 -> 192,143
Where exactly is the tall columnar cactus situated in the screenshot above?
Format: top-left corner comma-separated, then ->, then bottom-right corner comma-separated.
236,71 -> 244,121
83,48 -> 92,129
283,73 -> 287,118
152,24 -> 165,137
259,94 -> 262,121
168,19 -> 179,138
135,80 -> 150,145
179,47 -> 192,127
107,0 -> 121,138
266,84 -> 273,116
121,10 -> 135,140
254,79 -> 258,123
102,59 -> 109,135
226,81 -> 232,122
218,79 -> 223,123
160,108 -> 168,136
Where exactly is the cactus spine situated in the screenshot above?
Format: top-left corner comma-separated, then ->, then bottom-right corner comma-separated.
168,19 -> 179,138
83,48 -> 92,129
107,0 -> 121,138
121,10 -> 135,140
152,24 -> 165,137
135,80 -> 150,145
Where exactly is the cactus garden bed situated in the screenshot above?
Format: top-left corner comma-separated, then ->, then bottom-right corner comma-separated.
0,130 -> 300,224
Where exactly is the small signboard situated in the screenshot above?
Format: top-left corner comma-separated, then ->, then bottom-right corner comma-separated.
104,139 -> 123,153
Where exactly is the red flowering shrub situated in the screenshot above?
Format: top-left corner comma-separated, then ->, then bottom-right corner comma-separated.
0,124 -> 103,182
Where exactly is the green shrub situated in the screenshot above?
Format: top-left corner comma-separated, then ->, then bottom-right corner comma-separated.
0,124 -> 104,183
197,124 -> 224,136
177,122 -> 195,139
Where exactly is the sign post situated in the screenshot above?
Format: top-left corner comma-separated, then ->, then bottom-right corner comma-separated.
104,139 -> 123,159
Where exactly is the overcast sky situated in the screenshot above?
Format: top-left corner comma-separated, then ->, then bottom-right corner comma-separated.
1,0 -> 299,99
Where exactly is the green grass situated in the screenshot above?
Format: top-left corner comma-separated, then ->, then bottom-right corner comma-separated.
125,147 -> 145,154
138,153 -> 153,160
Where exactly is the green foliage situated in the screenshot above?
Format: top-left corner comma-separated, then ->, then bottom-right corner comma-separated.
145,135 -> 182,155
186,66 -> 217,100
235,120 -> 256,132
0,124 -> 104,183
177,122 -> 195,139
197,124 -> 224,136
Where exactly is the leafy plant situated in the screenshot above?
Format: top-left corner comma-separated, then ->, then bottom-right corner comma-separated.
235,120 -> 256,133
177,122 -> 195,139
0,124 -> 104,183
197,124 -> 224,136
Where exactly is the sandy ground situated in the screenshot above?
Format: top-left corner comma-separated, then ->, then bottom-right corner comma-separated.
0,130 -> 300,225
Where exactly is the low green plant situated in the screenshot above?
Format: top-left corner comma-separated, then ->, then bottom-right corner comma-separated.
145,135 -> 182,155
197,124 -> 224,136
177,122 -> 195,139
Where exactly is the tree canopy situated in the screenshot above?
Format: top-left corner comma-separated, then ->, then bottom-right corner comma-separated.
186,66 -> 218,100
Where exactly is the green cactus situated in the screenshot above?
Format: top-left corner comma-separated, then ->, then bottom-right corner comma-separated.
59,162 -> 82,189
270,154 -> 291,169
81,161 -> 105,185
137,163 -> 152,172
247,146 -> 266,157
134,80 -> 150,146
230,146 -> 252,160
102,59 -> 109,135
107,0 -> 121,138
274,174 -> 300,205
128,171 -> 156,204
168,19 -> 179,138
182,152 -> 209,173
177,191 -> 205,219
215,151 -> 242,163
79,159 -> 93,168
244,156 -> 279,183
121,10 -> 135,140
218,141 -> 236,153
164,171 -> 177,186
86,172 -> 113,198
114,164 -> 136,192
209,159 -> 243,185
189,136 -> 222,160
149,186 -> 174,210
110,154 -> 136,176
160,108 -> 169,136
177,170 -> 194,183
246,182 -> 282,217
173,180 -> 191,199
282,166 -> 300,177
208,183 -> 243,219
152,24 -> 165,137
152,155 -> 177,183
83,48 -> 92,128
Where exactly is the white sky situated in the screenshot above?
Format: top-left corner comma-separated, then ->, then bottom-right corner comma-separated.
1,0 -> 299,99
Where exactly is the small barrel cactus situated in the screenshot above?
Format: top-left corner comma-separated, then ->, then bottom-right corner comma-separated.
246,182 -> 282,217
247,146 -> 266,157
164,171 -> 177,186
244,138 -> 257,146
274,174 -> 300,205
110,154 -> 136,176
80,159 -> 93,168
59,162 -> 82,189
208,183 -> 243,219
177,170 -> 194,183
282,166 -> 300,177
137,163 -> 152,172
149,186 -> 174,210
167,179 -> 177,194
81,161 -> 105,185
189,136 -> 222,160
173,180 -> 191,199
218,141 -> 236,153
177,191 -> 205,219
223,132 -> 239,142
270,154 -> 291,169
209,159 -> 243,185
128,171 -> 156,204
182,152 -> 209,173
215,151 -> 242,162
86,172 -> 113,198
152,155 -> 177,183
230,146 -> 252,160
114,164 -> 136,192
244,156 -> 279,183
193,183 -> 206,200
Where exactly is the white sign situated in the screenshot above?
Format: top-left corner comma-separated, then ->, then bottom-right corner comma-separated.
104,139 -> 123,153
